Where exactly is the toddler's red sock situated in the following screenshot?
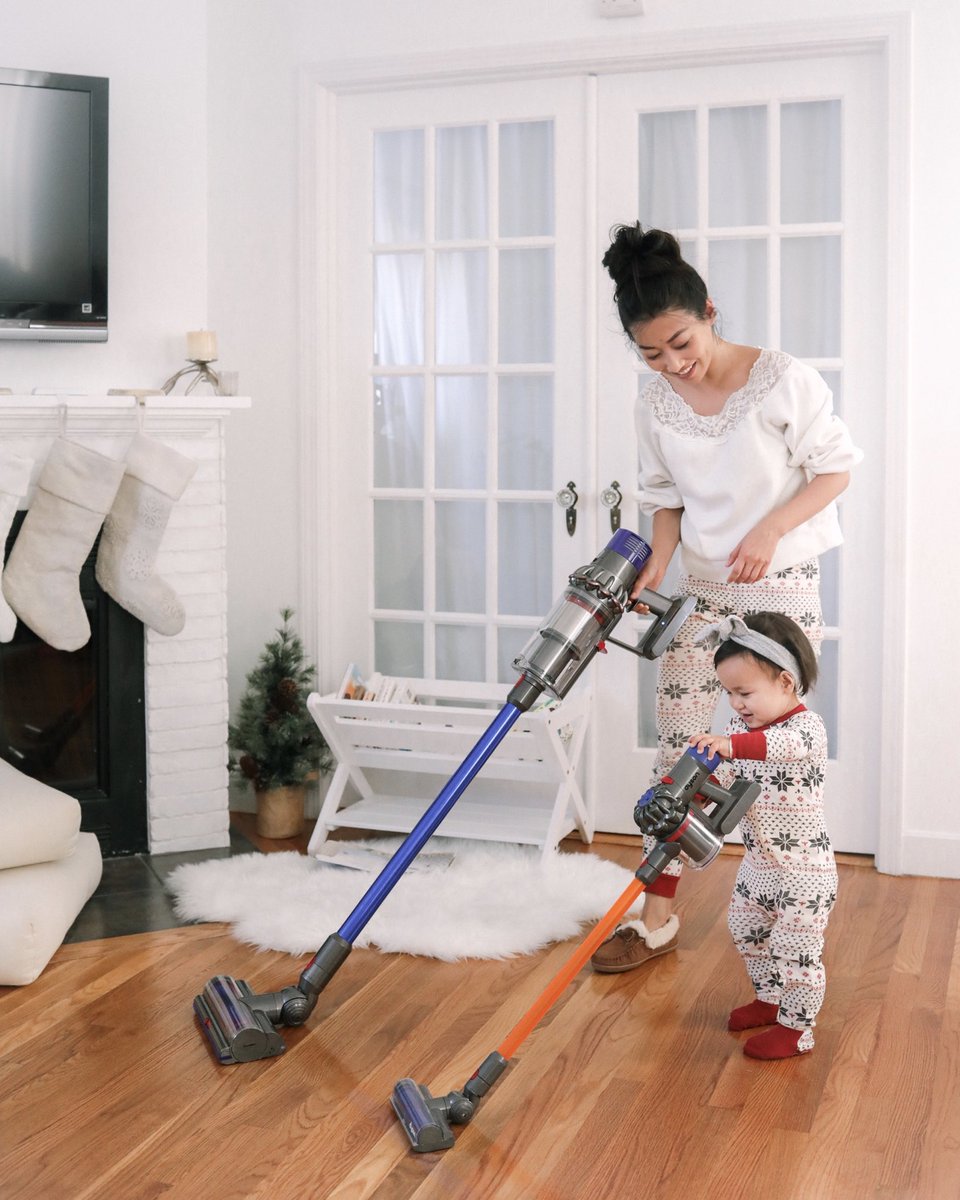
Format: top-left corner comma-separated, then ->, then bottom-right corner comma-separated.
728,998 -> 779,1031
743,1022 -> 805,1059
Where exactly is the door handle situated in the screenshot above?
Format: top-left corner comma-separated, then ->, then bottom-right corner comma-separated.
555,481 -> 578,537
600,480 -> 622,533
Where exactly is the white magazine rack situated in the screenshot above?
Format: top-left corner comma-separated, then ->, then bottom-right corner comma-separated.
306,680 -> 592,862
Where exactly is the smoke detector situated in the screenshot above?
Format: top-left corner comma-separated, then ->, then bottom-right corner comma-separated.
597,0 -> 644,16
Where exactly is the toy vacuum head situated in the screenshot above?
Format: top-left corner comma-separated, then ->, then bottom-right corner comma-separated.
511,528 -> 695,703
634,745 -> 760,869
392,1053 -> 508,1153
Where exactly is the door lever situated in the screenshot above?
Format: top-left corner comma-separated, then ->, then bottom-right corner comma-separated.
555,481 -> 578,537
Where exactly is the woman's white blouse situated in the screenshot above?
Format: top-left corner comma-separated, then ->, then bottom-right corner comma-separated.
635,349 -> 863,582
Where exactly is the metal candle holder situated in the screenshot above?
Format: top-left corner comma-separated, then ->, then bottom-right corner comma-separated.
161,358 -> 220,396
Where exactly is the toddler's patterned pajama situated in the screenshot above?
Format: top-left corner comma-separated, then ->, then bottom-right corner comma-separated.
726,707 -> 838,1051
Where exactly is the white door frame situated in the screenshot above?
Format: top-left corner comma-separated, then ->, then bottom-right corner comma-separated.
298,15 -> 911,875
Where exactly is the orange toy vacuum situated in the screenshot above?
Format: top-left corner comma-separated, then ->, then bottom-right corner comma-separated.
391,745 -> 760,1151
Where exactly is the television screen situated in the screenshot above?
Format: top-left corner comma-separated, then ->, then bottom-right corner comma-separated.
0,67 -> 108,341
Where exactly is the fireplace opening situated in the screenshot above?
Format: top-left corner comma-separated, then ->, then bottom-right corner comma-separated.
0,512 -> 147,856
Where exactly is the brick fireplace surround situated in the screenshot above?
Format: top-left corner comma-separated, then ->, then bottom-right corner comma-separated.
0,394 -> 248,855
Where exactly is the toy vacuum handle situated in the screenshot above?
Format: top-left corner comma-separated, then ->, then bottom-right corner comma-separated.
698,776 -> 762,835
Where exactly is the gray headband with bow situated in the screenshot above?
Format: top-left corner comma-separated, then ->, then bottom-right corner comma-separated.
693,614 -> 804,694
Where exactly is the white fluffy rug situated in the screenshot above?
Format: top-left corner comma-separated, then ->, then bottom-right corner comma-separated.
166,836 -> 644,961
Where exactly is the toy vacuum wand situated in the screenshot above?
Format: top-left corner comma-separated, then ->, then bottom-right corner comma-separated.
392,746 -> 761,1152
193,529 -> 695,1065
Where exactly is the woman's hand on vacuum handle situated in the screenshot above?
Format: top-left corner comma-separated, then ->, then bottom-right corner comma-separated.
631,508 -> 681,610
630,558 -> 668,612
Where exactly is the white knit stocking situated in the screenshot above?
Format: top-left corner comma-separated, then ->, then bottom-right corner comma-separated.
0,449 -> 34,643
1,439 -> 125,651
95,433 -> 198,636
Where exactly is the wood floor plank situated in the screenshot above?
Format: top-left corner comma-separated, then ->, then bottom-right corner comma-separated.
2,844 -> 959,1199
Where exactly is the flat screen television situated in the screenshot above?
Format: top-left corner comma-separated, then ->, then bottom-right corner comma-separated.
0,67 -> 108,342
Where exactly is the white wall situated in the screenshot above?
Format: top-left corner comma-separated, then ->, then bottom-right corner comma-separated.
2,0 -> 956,874
0,0 -> 209,390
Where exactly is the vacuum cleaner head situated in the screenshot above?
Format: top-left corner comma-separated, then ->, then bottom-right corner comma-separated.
391,1079 -> 456,1152
393,1052 -> 508,1152
194,975 -> 286,1065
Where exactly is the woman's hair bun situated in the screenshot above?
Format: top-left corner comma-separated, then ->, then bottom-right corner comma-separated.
602,224 -> 683,288
602,222 -> 708,332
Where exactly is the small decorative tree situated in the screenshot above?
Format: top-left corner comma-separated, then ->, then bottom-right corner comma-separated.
229,608 -> 332,836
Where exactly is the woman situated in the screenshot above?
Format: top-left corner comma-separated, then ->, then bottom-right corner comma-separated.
590,223 -> 861,974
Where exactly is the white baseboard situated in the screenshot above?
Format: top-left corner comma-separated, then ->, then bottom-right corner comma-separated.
896,831 -> 960,880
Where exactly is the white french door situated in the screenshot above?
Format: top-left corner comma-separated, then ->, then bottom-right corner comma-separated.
592,54 -> 886,852
329,78 -> 594,688
323,50 -> 887,853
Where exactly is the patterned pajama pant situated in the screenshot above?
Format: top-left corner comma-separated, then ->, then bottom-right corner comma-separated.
728,856 -> 837,1049
644,559 -> 824,879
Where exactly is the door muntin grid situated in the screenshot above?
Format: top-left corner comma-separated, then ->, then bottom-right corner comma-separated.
371,118 -> 558,683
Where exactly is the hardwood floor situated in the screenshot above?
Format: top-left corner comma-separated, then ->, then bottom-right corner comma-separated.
1,825 -> 957,1199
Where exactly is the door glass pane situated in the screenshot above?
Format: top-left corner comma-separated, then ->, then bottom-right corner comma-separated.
436,124 -> 487,241
636,656 -> 660,746
709,106 -> 767,227
436,376 -> 486,489
638,110 -> 696,231
813,638 -> 839,754
374,129 -> 424,243
498,374 -> 553,490
707,238 -> 767,345
781,236 -> 841,358
680,238 -> 699,273
820,545 -> 840,628
781,100 -> 841,224
499,120 -> 554,237
436,500 -> 485,612
374,499 -> 423,610
436,624 -> 485,680
374,253 -> 424,365
498,625 -> 534,685
497,501 -> 552,616
819,369 -> 843,418
375,621 -> 424,677
374,376 -> 424,488
436,249 -> 487,365
499,247 -> 554,363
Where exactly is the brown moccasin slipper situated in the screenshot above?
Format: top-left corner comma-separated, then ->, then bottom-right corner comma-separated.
590,916 -> 679,974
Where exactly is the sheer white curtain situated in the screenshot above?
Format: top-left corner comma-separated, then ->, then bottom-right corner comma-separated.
371,118 -> 557,682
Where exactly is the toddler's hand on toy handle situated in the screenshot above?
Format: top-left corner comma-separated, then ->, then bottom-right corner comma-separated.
689,732 -> 732,759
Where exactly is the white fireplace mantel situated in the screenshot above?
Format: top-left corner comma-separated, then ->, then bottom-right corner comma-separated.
0,392 -> 250,854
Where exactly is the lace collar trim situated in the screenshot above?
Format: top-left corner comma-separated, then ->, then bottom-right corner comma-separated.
643,348 -> 792,438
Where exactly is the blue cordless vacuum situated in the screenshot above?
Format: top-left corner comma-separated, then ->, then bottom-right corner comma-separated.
193,529 -> 696,1065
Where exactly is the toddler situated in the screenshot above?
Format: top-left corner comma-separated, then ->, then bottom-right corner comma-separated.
690,611 -> 837,1059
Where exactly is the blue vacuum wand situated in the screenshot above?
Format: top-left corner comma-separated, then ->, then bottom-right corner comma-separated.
193,530 -> 696,1064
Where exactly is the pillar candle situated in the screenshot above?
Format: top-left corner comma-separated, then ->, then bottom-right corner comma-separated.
186,330 -> 218,362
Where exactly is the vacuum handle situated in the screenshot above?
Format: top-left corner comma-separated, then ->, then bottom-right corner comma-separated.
699,777 -> 762,835
633,586 -> 672,615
